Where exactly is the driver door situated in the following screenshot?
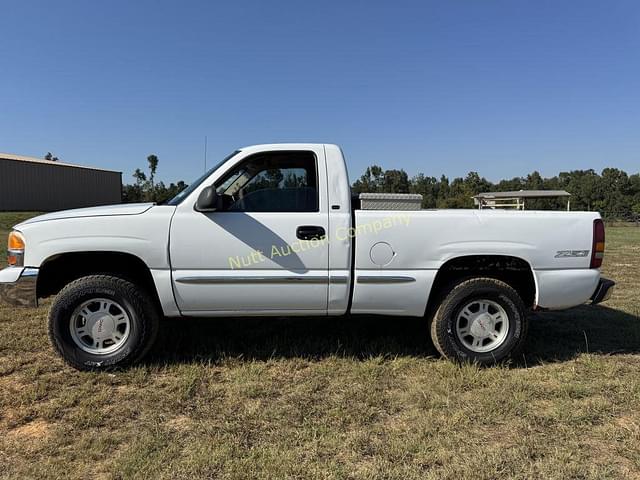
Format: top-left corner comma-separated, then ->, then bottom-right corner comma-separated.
169,148 -> 329,315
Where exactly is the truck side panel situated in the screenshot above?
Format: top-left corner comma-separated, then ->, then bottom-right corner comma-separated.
534,269 -> 600,309
349,209 -> 600,315
350,270 -> 437,316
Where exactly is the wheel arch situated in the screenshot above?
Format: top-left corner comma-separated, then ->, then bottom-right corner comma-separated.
37,251 -> 163,312
426,254 -> 537,314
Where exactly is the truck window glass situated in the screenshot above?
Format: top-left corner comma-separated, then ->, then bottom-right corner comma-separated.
215,151 -> 318,212
165,150 -> 240,205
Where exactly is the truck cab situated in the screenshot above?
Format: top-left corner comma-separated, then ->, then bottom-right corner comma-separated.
168,144 -> 352,316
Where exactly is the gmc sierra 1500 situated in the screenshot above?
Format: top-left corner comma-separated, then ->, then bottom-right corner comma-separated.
0,144 -> 614,370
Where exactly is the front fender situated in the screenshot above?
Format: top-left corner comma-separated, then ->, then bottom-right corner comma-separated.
17,206 -> 175,269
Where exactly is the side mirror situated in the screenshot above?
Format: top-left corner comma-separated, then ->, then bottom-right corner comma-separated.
195,186 -> 221,212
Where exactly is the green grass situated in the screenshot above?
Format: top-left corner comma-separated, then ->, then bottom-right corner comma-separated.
1,215 -> 640,479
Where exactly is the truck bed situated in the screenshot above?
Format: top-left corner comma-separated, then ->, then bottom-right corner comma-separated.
350,209 -> 601,314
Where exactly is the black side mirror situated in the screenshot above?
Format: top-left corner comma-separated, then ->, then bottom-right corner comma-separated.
195,186 -> 221,212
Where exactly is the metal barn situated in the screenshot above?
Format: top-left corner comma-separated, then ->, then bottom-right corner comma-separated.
0,153 -> 122,212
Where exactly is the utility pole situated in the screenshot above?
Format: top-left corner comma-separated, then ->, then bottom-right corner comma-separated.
204,135 -> 208,173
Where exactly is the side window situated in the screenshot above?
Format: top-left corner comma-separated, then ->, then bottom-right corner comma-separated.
214,151 -> 318,212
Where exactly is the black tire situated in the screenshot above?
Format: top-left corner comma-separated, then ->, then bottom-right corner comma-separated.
48,275 -> 160,371
429,277 -> 528,365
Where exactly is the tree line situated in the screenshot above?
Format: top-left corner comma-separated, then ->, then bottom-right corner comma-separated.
121,154 -> 187,204
352,165 -> 640,217
121,155 -> 640,218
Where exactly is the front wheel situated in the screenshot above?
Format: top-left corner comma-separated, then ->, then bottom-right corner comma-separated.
48,275 -> 160,371
430,277 -> 528,365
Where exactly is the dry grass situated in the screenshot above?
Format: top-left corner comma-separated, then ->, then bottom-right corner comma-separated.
1,215 -> 640,479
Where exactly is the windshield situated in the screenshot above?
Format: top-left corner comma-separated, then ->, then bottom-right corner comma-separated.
165,150 -> 240,205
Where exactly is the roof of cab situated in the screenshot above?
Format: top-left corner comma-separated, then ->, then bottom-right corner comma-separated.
239,143 -> 338,152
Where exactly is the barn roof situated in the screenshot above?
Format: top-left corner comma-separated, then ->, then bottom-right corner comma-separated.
0,152 -> 121,174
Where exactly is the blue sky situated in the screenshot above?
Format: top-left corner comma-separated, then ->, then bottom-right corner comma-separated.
1,0 -> 639,184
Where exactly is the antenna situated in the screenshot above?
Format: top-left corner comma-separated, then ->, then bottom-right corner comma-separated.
204,135 -> 208,173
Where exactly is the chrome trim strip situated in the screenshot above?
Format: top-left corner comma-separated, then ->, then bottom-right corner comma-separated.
175,275 -> 334,285
22,267 -> 39,277
329,275 -> 348,284
357,275 -> 416,284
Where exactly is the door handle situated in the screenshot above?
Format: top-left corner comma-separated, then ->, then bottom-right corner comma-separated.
296,225 -> 326,241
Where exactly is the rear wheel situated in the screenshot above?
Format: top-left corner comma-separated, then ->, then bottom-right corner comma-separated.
48,275 -> 159,371
430,277 -> 528,365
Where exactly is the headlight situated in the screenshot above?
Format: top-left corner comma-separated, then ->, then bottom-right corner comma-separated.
7,231 -> 25,267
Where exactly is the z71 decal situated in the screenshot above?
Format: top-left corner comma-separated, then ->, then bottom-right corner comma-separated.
555,250 -> 589,258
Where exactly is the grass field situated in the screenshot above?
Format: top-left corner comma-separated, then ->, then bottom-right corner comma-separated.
1,214 -> 640,479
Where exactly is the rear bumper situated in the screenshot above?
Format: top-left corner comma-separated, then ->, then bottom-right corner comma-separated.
590,277 -> 615,305
0,267 -> 39,308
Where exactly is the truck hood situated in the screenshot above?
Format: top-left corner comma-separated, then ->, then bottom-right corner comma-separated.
16,203 -> 155,226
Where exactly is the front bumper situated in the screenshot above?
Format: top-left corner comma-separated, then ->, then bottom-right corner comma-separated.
0,267 -> 39,307
590,277 -> 615,305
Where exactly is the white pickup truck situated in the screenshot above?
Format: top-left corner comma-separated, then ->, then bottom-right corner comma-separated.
0,144 -> 614,370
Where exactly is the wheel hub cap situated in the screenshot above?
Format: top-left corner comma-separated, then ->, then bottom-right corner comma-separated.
470,313 -> 494,337
91,315 -> 116,340
455,299 -> 510,353
69,298 -> 131,355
